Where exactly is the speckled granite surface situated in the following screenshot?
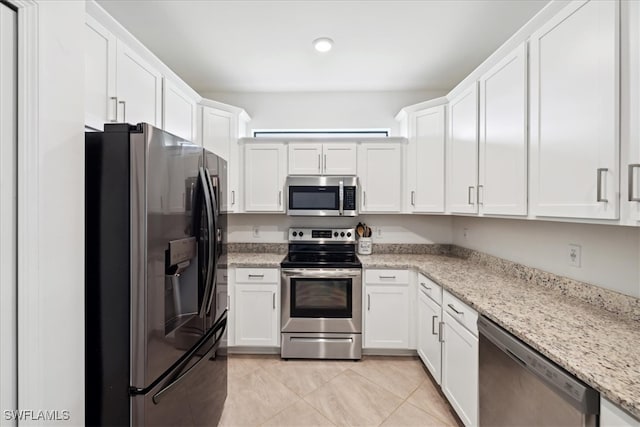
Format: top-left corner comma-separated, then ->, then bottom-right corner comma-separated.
372,243 -> 452,255
225,252 -> 285,268
226,243 -> 288,254
360,253 -> 640,420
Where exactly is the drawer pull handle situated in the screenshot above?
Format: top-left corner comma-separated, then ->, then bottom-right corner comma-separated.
378,275 -> 396,279
448,303 -> 463,315
420,282 -> 432,291
248,274 -> 264,279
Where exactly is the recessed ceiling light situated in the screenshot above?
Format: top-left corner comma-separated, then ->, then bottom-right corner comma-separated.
313,37 -> 333,53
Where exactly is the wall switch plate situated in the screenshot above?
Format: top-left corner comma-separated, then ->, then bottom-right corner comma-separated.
463,228 -> 469,240
568,244 -> 581,267
252,226 -> 260,238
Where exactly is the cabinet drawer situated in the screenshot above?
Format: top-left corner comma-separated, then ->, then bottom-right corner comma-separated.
418,273 -> 442,305
443,290 -> 478,336
235,268 -> 279,284
365,269 -> 409,284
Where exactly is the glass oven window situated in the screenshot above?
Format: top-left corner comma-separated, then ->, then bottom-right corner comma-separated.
290,278 -> 352,318
290,186 -> 338,210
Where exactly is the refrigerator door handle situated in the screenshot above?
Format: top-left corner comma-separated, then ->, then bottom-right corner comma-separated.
203,168 -> 219,315
151,316 -> 227,405
198,167 -> 215,317
130,314 -> 227,398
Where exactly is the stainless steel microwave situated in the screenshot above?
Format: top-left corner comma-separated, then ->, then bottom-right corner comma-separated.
286,176 -> 358,216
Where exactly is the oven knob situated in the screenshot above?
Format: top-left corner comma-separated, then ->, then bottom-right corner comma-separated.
334,232 -> 339,237
292,231 -> 297,237
347,232 -> 352,237
299,232 -> 304,237
340,232 -> 345,237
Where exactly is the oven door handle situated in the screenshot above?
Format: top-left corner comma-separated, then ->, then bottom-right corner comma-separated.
282,269 -> 361,278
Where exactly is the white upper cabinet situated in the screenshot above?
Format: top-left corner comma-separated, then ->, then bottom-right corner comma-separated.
288,143 -> 357,175
530,0 -> 619,220
85,15 -> 116,130
358,143 -> 402,213
244,143 -> 287,212
408,105 -> 446,213
115,40 -> 162,127
478,42 -> 528,216
623,0 -> 640,223
162,78 -> 197,141
288,143 -> 323,175
202,107 -> 234,160
447,84 -> 479,214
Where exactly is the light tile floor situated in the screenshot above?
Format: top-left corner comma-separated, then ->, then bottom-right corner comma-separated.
219,355 -> 462,427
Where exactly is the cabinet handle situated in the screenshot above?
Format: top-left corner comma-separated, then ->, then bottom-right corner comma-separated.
478,185 -> 484,206
367,294 -> 371,311
629,164 -> 640,202
363,191 -> 366,207
439,321 -> 444,342
324,154 -> 327,173
272,292 -> 276,309
231,190 -> 235,205
420,282 -> 432,291
110,97 -> 118,122
118,100 -> 126,122
597,168 -> 608,202
447,303 -> 463,315
318,154 -> 321,173
432,315 -> 439,335
278,190 -> 282,207
248,274 -> 264,279
468,186 -> 475,205
378,275 -> 396,279
411,191 -> 415,207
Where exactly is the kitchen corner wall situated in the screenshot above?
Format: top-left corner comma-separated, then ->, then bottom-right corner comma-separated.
201,90 -> 446,135
228,214 -> 453,244
452,216 -> 640,298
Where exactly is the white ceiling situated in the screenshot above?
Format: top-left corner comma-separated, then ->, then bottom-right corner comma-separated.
96,0 -> 549,93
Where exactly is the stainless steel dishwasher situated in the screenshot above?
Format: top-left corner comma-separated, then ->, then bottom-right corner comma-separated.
478,316 -> 599,426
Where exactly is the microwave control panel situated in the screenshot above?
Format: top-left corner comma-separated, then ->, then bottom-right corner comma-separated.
344,187 -> 357,210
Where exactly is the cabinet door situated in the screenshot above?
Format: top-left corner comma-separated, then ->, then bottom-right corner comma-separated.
601,398 -> 640,427
202,107 -> 234,211
364,285 -> 409,349
288,143 -> 323,175
163,78 -> 196,141
442,312 -> 478,427
479,42 -> 527,216
234,283 -> 278,347
244,143 -> 286,212
447,84 -> 479,214
624,0 -> 640,222
116,40 -> 162,127
417,290 -> 442,384
85,15 -> 116,130
530,0 -> 619,219
323,143 -> 357,175
358,143 -> 402,212
410,106 -> 446,212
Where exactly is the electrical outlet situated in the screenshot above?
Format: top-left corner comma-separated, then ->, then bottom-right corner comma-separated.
376,227 -> 382,238
252,226 -> 260,238
568,244 -> 581,267
463,228 -> 469,240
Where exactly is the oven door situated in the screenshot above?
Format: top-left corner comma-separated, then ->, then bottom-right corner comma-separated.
281,269 -> 362,334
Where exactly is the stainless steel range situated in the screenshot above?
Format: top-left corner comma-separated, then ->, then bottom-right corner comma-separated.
280,228 -> 362,360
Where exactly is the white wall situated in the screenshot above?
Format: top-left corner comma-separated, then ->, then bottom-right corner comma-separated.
229,214 -> 453,244
202,90 -> 446,136
16,1 -> 85,425
452,216 -> 640,298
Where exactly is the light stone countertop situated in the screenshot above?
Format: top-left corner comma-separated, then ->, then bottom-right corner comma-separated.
225,250 -> 640,420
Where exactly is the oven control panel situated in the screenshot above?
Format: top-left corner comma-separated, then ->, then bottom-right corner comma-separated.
288,228 -> 356,243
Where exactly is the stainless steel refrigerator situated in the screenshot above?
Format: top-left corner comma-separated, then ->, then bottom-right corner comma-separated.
85,123 -> 228,426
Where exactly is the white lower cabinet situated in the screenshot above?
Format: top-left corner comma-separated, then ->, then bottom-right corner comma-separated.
441,291 -> 478,427
233,268 -> 279,347
601,398 -> 640,427
363,269 -> 410,349
417,275 -> 442,384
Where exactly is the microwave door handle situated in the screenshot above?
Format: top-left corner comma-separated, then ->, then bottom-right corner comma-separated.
339,180 -> 344,216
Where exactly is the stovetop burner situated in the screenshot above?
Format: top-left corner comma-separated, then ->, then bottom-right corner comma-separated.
280,228 -> 362,269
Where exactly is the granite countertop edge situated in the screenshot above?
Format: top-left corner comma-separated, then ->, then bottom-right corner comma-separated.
225,251 -> 640,420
